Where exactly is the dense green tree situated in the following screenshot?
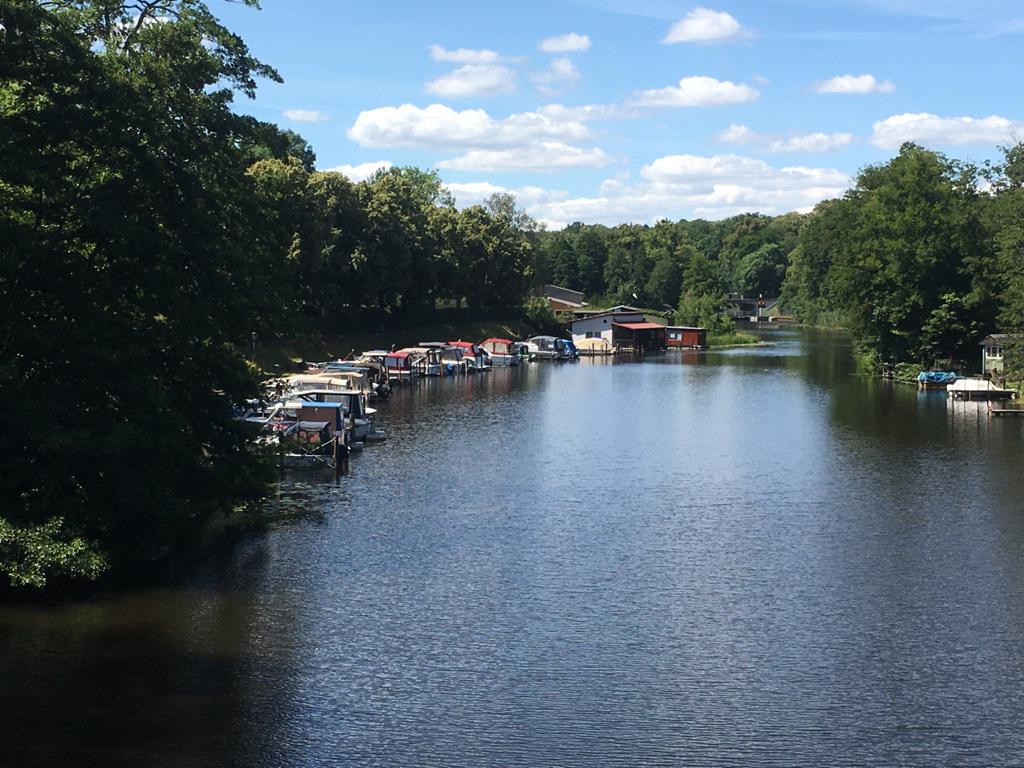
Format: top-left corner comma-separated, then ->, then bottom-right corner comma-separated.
603,225 -> 645,301
735,243 -> 787,297
645,255 -> 683,308
985,145 -> 1024,332
0,0 -> 277,585
782,144 -> 989,363
681,246 -> 719,297
574,227 -> 608,297
676,291 -> 732,334
547,234 -> 578,290
242,121 -> 317,171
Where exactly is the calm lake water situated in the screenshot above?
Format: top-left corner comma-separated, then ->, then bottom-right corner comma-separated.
4,326 -> 1024,767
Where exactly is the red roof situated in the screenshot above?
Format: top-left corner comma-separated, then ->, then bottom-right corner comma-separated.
448,340 -> 475,349
386,350 -> 411,359
614,322 -> 665,331
481,337 -> 513,345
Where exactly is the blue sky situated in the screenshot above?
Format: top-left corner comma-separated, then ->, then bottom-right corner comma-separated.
217,0 -> 1024,227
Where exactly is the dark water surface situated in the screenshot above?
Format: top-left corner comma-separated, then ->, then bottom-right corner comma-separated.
4,327 -> 1024,767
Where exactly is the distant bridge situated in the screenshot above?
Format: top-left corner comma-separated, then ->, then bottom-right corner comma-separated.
726,295 -> 779,319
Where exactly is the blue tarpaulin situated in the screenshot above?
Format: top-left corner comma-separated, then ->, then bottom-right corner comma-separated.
918,371 -> 957,384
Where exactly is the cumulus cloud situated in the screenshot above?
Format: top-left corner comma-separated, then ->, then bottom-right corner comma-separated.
437,142 -> 612,172
526,153 -> 848,227
444,181 -> 569,208
428,44 -> 501,64
283,109 -> 329,123
533,57 -> 582,90
718,124 -> 856,153
870,112 -> 1024,148
815,74 -> 895,94
663,7 -> 750,44
425,64 -> 517,98
349,103 -> 612,173
631,76 -> 759,107
538,32 -> 591,52
348,103 -> 592,149
322,160 -> 393,181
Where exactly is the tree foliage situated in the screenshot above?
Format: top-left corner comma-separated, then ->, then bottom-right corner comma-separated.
0,0 -> 283,586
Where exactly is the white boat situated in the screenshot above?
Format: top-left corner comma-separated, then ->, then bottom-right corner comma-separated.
526,335 -> 561,360
480,337 -> 518,366
403,347 -> 443,376
448,341 -> 491,372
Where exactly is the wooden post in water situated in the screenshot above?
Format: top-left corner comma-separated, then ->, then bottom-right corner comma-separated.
333,433 -> 349,476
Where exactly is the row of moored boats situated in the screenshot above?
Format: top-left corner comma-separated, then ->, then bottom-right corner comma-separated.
241,336 -> 579,471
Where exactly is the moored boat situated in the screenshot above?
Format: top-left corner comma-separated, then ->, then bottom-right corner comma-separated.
480,337 -> 518,366
449,340 -> 491,372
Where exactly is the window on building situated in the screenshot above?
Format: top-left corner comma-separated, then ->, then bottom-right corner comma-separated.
991,346 -> 1003,359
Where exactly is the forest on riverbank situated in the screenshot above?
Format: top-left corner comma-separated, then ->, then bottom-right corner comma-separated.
4,0 -> 1024,589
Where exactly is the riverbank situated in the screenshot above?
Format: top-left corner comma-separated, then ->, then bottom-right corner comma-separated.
257,322 -> 761,370
708,330 -> 760,348
255,317 -> 537,372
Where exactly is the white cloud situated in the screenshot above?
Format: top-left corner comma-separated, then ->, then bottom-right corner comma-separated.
349,103 -> 612,174
537,103 -> 631,121
348,103 -> 593,149
870,113 -> 1024,148
323,160 -> 393,182
631,76 -> 759,107
283,109 -> 329,123
718,124 -> 757,144
663,7 -> 750,44
428,44 -> 501,64
718,124 -> 856,153
528,153 -> 849,227
539,32 -> 592,52
425,64 -> 517,98
533,57 -> 581,90
815,74 -> 895,94
437,142 -> 612,172
444,181 -> 569,208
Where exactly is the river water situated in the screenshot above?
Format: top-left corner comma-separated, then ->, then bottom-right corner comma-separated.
3,327 -> 1024,767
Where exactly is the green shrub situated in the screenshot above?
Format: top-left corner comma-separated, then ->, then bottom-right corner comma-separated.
0,517 -> 107,588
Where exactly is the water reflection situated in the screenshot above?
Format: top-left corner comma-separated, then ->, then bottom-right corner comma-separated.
3,328 -> 1024,767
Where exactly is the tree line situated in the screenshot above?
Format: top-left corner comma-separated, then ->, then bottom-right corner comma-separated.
535,143 -> 1024,362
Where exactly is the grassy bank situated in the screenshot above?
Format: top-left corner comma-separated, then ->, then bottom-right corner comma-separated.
708,331 -> 760,348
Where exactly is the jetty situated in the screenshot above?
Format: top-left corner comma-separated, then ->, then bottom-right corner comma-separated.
946,378 -> 1017,401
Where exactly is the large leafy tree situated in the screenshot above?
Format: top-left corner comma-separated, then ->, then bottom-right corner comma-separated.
782,144 -> 988,363
0,0 -> 279,586
985,144 -> 1024,332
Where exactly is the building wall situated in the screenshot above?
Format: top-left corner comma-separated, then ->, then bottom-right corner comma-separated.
666,328 -> 706,348
571,327 -> 613,345
571,312 -> 643,338
983,346 -> 1005,374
